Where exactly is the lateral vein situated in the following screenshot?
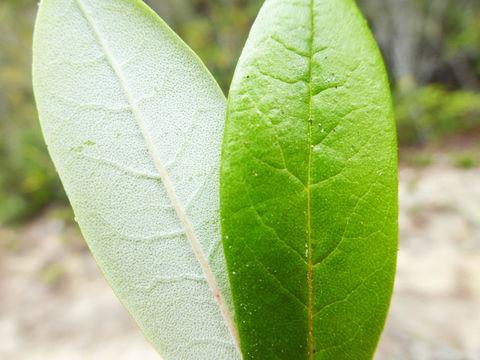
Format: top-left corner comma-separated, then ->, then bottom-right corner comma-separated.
74,0 -> 240,351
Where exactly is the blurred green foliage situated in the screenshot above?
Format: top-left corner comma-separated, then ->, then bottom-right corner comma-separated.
451,151 -> 480,169
395,80 -> 480,145
0,0 -> 479,224
0,2 -> 66,224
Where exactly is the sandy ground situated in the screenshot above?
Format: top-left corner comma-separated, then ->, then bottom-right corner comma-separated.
1,159 -> 479,359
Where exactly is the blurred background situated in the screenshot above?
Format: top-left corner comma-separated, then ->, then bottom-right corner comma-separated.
0,0 -> 479,359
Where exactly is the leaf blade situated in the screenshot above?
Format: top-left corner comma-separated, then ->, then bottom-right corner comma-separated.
33,0 -> 240,359
220,0 -> 398,359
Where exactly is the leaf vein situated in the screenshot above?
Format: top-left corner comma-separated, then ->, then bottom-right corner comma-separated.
243,187 -> 308,263
74,0 -> 239,349
269,35 -> 310,58
236,234 -> 308,308
313,178 -> 381,267
307,1 -> 315,357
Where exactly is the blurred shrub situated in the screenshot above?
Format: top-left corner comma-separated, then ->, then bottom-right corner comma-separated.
0,2 -> 66,224
451,151 -> 480,169
395,80 -> 480,145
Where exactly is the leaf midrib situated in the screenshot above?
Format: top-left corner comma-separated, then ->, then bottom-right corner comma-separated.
74,0 -> 240,351
307,0 -> 315,359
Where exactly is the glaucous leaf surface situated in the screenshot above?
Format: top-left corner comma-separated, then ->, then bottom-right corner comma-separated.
32,1 -> 240,359
220,0 -> 398,359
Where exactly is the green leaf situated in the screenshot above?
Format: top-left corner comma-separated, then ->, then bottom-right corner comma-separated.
220,0 -> 398,358
32,0 -> 241,359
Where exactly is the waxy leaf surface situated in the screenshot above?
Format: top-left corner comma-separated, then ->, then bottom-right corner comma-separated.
33,1 -> 240,359
220,0 -> 398,358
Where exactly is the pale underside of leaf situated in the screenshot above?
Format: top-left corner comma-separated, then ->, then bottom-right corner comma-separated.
33,0 -> 240,359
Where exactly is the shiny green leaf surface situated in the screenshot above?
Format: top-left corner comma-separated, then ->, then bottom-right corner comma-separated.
220,0 -> 398,359
32,1 -> 241,359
